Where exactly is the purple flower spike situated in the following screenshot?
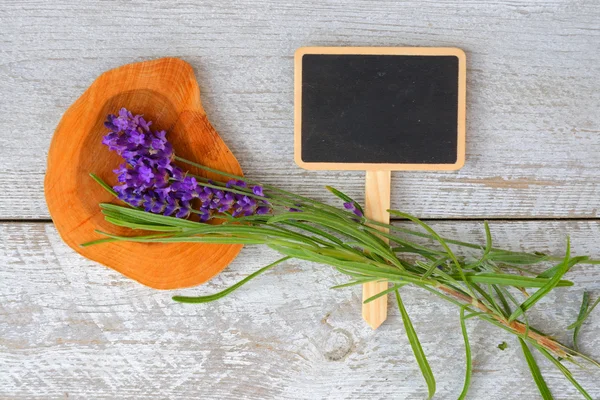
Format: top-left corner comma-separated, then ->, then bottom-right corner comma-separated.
198,208 -> 211,222
127,130 -> 145,145
154,130 -> 167,141
176,201 -> 192,219
103,107 -> 272,221
152,138 -> 165,151
343,202 -> 364,218
138,116 -> 152,132
256,206 -> 271,215
104,114 -> 117,131
113,164 -> 130,181
102,132 -> 125,153
197,186 -> 213,202
288,203 -> 303,212
252,185 -> 264,196
181,176 -> 198,191
226,179 -> 246,188
154,168 -> 170,188
172,166 -> 184,180
137,165 -> 155,183
163,197 -> 178,216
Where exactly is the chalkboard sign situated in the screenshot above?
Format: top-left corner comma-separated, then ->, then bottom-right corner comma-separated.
293,47 -> 467,329
294,47 -> 466,171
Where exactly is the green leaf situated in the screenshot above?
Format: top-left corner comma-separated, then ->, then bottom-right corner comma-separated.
100,209 -> 323,248
465,221 -> 494,271
80,237 -> 119,247
498,342 -> 508,350
458,307 -> 472,400
567,295 -> 600,330
519,338 -> 553,400
483,221 -> 493,254
101,203 -> 201,229
449,273 -> 573,288
325,186 -> 364,215
330,278 -> 376,289
508,240 -> 586,322
537,263 -> 562,279
268,212 -> 396,264
567,293 -> 600,335
92,230 -> 267,245
268,246 -> 436,286
463,311 -> 487,320
395,289 -> 436,400
388,210 -> 475,297
572,292 -> 590,351
471,284 -> 504,318
488,250 -> 549,265
104,216 -> 184,232
415,260 -> 464,289
81,231 -> 177,247
363,284 -> 403,304
101,208 -> 149,225
172,257 -> 290,303
325,185 -> 354,203
493,285 -> 512,316
90,173 -> 118,197
535,346 -> 592,400
375,229 -> 447,258
283,221 -> 344,245
421,257 -> 449,279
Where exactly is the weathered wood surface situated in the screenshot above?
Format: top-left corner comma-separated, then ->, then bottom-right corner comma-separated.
1,221 -> 600,399
2,1 -> 600,399
0,0 -> 599,219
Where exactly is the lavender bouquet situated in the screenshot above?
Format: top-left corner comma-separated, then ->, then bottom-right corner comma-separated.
85,108 -> 599,399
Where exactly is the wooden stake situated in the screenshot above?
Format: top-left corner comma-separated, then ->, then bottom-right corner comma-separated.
362,170 -> 391,329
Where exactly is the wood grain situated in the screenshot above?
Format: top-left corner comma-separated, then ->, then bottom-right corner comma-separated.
1,220 -> 599,399
45,58 -> 243,289
1,0 -> 599,219
362,171 -> 391,329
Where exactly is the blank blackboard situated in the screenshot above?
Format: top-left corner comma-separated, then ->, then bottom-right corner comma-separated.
294,47 -> 466,171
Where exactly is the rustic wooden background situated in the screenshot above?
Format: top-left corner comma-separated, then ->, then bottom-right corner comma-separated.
1,0 -> 599,399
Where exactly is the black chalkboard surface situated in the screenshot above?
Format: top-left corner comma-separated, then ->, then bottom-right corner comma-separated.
294,47 -> 466,171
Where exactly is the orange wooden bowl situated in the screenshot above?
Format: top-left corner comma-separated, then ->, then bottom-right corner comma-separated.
45,58 -> 243,289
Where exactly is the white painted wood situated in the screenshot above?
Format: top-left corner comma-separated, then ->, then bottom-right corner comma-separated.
1,0 -> 600,219
1,1 -> 600,398
1,221 -> 599,399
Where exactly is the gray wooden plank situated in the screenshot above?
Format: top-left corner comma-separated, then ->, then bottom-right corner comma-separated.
0,0 -> 599,219
1,220 -> 599,399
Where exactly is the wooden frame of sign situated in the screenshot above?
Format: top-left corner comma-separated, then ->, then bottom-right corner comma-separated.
294,46 -> 467,329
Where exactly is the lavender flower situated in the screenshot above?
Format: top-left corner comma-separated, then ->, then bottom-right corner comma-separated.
252,185 -> 264,196
102,108 -> 272,220
226,179 -> 247,189
343,202 -> 364,218
289,203 -> 303,212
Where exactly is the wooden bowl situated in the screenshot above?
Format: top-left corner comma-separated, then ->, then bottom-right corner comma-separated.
45,58 -> 243,289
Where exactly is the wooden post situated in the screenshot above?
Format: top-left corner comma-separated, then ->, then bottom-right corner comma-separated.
362,170 -> 391,329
